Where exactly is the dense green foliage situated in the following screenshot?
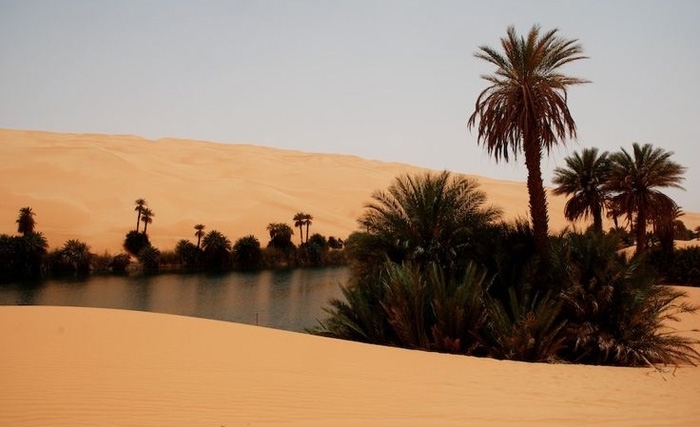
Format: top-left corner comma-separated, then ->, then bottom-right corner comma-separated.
313,171 -> 700,367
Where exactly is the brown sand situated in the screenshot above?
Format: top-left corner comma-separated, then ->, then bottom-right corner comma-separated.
8,128 -> 690,254
2,128 -> 700,425
0,286 -> 699,426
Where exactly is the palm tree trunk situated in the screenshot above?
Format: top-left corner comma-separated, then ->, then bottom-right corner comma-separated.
523,139 -> 550,261
593,207 -> 603,233
136,212 -> 141,233
298,225 -> 303,245
305,223 -> 310,244
635,207 -> 646,255
197,235 -> 201,248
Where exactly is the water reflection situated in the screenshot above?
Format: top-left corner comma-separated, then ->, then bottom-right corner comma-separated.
0,267 -> 349,332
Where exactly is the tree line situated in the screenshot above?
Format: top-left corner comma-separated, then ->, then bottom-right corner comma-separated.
0,203 -> 347,282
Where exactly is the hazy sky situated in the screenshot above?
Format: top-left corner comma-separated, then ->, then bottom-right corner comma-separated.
1,1 -> 698,211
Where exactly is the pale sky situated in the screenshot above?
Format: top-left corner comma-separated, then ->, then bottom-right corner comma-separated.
1,1 -> 698,211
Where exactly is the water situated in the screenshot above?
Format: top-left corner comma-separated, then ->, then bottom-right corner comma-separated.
0,267 -> 350,332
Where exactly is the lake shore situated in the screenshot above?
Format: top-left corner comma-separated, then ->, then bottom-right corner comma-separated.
2,286 -> 700,426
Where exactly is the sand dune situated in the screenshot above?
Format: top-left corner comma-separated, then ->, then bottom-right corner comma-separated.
1,286 -> 699,426
8,128 -> 694,254
2,128 -> 700,425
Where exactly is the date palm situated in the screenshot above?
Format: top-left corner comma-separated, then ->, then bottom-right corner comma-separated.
552,148 -> 611,232
140,207 -> 154,235
303,213 -> 313,244
468,25 -> 588,259
605,143 -> 685,254
353,171 -> 501,277
134,199 -> 147,232
293,213 -> 306,244
16,207 -> 36,236
194,224 -> 206,248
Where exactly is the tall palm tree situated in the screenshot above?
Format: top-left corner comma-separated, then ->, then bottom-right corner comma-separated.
303,213 -> 314,244
552,148 -> 611,232
293,213 -> 306,244
605,143 -> 685,254
467,25 -> 589,259
134,199 -> 147,232
16,207 -> 36,236
140,207 -> 154,235
194,224 -> 206,248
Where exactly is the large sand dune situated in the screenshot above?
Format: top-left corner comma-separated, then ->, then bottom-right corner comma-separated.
8,128 -> 698,254
2,128 -> 700,425
1,287 -> 699,426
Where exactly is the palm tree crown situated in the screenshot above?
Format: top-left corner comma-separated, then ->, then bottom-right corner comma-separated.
16,207 -> 36,236
194,224 -> 206,248
355,171 -> 501,274
605,143 -> 685,254
467,25 -> 588,258
552,148 -> 611,232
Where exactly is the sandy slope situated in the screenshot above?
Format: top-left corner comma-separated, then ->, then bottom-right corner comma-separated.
1,286 -> 699,427
8,128 -> 695,254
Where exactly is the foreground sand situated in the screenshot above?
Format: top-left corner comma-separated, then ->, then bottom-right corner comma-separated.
1,286 -> 699,426
5,128 -> 698,254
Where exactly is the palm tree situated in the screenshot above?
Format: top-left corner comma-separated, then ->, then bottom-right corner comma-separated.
695,226 -> 700,241
605,143 -> 685,254
266,222 -> 295,250
202,230 -> 232,270
16,207 -> 36,236
552,148 -> 611,232
293,213 -> 306,244
194,224 -> 206,248
134,199 -> 147,232
351,171 -> 501,278
140,207 -> 154,235
467,25 -> 589,259
303,213 -> 314,244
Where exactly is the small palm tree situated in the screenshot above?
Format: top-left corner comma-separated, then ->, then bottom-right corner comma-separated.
140,207 -> 154,235
134,199 -> 147,232
468,25 -> 589,259
605,143 -> 686,254
16,207 -> 36,236
352,171 -> 501,277
695,226 -> 700,241
60,239 -> 93,274
194,224 -> 206,248
293,213 -> 306,244
552,148 -> 611,232
303,213 -> 314,244
202,230 -> 232,270
266,222 -> 295,250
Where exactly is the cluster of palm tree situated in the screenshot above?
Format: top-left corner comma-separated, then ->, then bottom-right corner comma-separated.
293,212 -> 314,245
553,145 -> 686,254
312,171 -> 700,366
1,207 -> 132,280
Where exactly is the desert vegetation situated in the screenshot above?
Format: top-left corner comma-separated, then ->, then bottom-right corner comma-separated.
314,25 -> 700,367
0,199 -> 347,282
